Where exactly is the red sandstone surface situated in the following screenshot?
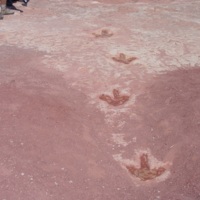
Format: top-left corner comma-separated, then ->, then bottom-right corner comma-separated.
0,0 -> 200,199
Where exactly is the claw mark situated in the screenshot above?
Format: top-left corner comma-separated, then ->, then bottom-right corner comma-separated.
92,29 -> 113,38
112,53 -> 137,64
99,89 -> 129,106
125,154 -> 166,181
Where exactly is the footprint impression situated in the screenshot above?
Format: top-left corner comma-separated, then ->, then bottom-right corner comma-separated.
99,89 -> 130,106
112,53 -> 137,64
126,153 -> 166,181
92,29 -> 113,38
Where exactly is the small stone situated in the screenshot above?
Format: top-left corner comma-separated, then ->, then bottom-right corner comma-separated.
55,182 -> 58,186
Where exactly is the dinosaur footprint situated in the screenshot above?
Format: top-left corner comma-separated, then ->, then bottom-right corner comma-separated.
92,29 -> 113,38
112,53 -> 137,64
125,154 -> 166,181
99,89 -> 129,106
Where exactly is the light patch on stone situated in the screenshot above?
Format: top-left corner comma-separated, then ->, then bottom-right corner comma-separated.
112,133 -> 130,147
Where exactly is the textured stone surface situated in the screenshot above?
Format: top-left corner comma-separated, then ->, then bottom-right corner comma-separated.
0,0 -> 200,199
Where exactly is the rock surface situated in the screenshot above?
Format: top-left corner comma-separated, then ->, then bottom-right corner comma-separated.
0,0 -> 200,199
